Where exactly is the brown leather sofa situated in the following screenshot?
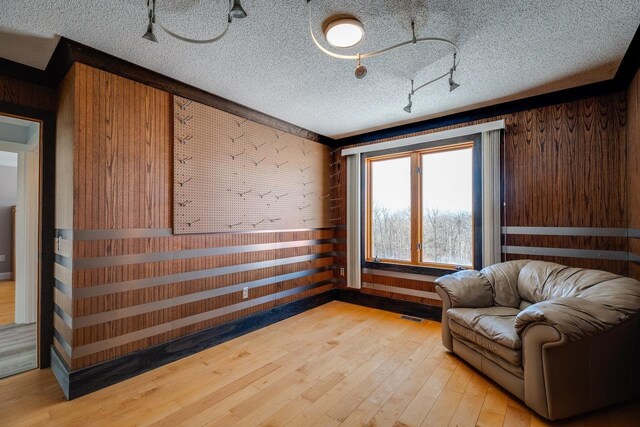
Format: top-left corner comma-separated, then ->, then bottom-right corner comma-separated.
434,260 -> 640,420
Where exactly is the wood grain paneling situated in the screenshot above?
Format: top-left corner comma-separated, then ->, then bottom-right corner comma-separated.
628,69 -> 640,280
54,64 -> 339,371
336,92 -> 629,305
0,74 -> 56,112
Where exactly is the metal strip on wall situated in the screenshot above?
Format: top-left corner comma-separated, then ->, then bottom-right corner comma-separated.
55,227 -> 342,241
501,226 -> 628,237
502,246 -> 629,261
72,281 -> 333,358
72,252 -> 340,299
362,282 -> 441,301
54,330 -> 73,358
56,238 -> 342,270
629,229 -> 640,239
69,266 -> 335,329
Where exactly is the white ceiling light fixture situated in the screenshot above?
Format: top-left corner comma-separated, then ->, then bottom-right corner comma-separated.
324,17 -> 364,48
143,0 -> 248,45
306,1 -> 461,113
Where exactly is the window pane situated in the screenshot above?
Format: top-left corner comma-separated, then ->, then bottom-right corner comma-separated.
421,148 -> 473,266
370,156 -> 411,261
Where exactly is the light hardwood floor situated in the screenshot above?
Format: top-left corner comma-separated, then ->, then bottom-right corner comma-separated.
0,301 -> 638,426
0,280 -> 15,324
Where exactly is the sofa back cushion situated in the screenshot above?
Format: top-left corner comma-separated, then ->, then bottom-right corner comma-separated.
481,260 -> 531,308
517,261 -> 621,303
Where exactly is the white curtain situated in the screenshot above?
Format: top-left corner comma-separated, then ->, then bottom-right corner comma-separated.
346,154 -> 362,289
481,129 -> 502,267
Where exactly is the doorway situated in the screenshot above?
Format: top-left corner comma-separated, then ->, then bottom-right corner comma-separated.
0,114 -> 40,379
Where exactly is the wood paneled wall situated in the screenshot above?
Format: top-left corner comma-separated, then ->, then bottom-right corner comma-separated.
0,74 -> 56,112
628,69 -> 640,280
333,92 -> 629,306
53,64 -> 337,370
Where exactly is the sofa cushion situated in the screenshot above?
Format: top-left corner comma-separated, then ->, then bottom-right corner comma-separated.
517,261 -> 621,303
482,260 -> 530,308
447,306 -> 522,366
449,319 -> 522,366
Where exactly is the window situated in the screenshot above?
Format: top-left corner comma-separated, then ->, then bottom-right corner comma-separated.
365,141 -> 479,270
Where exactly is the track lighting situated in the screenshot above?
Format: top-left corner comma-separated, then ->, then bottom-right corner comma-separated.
449,74 -> 460,92
143,0 -> 247,45
354,56 -> 367,79
403,94 -> 412,113
306,1 -> 462,111
142,0 -> 157,42
448,53 -> 460,91
229,0 -> 248,20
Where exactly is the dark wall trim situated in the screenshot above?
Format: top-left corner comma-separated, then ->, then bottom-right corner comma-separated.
0,56 -> 50,86
44,38 -> 325,143
614,23 -> 640,87
335,289 -> 442,321
52,289 -> 337,400
0,102 -> 56,369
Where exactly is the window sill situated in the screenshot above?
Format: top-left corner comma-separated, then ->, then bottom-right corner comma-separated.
362,260 -> 462,277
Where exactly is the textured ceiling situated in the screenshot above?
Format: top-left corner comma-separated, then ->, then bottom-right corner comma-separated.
0,0 -> 638,138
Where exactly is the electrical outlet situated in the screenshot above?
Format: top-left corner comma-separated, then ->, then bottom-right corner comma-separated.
242,287 -> 249,299
0,255 -> 5,262
339,267 -> 345,277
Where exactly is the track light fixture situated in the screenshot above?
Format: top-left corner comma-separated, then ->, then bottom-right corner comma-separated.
143,0 -> 248,45
403,93 -> 413,113
142,0 -> 157,42
306,1 -> 461,113
229,0 -> 247,20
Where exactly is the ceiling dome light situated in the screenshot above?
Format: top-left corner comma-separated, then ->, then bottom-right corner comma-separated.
324,17 -> 364,48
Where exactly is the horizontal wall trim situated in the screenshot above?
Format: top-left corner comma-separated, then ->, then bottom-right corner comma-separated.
341,120 -> 505,156
502,246 -> 629,261
362,268 -> 439,283
362,282 -> 440,301
55,227 -> 342,241
72,281 -> 334,358
502,226 -> 629,237
54,279 -> 72,298
629,229 -> 640,239
68,266 -> 336,329
70,252 -> 341,299
56,238 -> 343,270
54,305 -> 73,328
54,329 -> 72,359
630,253 -> 640,263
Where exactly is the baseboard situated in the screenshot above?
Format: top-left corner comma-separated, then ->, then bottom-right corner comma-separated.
0,272 -> 12,280
51,289 -> 337,400
335,288 -> 442,321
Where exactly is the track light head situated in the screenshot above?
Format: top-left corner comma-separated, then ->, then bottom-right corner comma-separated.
448,69 -> 459,91
229,0 -> 247,19
403,94 -> 412,113
449,77 -> 460,92
143,20 -> 158,42
355,64 -> 367,79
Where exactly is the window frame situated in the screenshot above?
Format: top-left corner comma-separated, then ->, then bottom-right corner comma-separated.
361,134 -> 483,276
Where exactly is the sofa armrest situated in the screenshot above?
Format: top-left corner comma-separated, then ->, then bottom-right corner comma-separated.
434,270 -> 493,308
515,297 -> 626,342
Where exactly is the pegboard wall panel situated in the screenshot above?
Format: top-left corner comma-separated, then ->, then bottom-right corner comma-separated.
173,96 -> 332,233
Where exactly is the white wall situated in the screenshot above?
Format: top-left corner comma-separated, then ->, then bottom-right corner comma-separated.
0,162 -> 18,276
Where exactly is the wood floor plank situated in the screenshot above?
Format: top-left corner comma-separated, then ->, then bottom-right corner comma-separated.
0,301 -> 638,427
